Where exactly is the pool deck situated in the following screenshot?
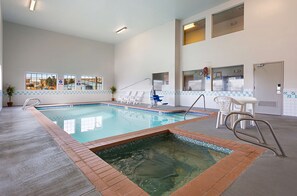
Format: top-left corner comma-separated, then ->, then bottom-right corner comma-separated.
1,103 -> 297,195
0,107 -> 99,196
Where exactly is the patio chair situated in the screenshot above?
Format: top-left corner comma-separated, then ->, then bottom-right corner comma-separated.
118,91 -> 131,103
132,91 -> 144,105
127,91 -> 138,104
214,96 -> 242,128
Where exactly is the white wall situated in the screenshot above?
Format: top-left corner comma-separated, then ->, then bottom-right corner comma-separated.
2,0 -> 297,116
114,20 -> 179,105
180,0 -> 297,116
0,2 -> 3,111
3,22 -> 115,106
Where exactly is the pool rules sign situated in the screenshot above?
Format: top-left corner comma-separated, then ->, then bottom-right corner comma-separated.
58,78 -> 64,90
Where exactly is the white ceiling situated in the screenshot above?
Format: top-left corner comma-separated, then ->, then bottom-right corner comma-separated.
2,0 -> 229,44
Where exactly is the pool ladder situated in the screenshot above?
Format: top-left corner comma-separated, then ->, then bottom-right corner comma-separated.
184,94 -> 206,120
22,98 -> 41,110
225,112 -> 286,157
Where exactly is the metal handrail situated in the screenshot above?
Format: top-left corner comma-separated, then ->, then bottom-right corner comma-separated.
22,98 -> 41,110
225,112 -> 286,157
120,78 -> 151,90
225,112 -> 267,144
184,94 -> 206,120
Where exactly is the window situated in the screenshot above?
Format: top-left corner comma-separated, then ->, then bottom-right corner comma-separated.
64,75 -> 76,90
25,72 -> 57,90
81,76 -> 102,90
152,72 -> 169,91
212,65 -> 244,91
183,19 -> 206,45
212,4 -> 244,38
183,70 -> 205,91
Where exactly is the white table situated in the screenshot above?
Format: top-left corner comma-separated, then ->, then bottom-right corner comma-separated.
232,97 -> 257,129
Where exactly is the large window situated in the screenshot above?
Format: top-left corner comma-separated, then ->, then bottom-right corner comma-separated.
64,75 -> 76,90
212,4 -> 244,38
81,76 -> 102,90
26,72 -> 57,90
183,70 -> 205,91
152,72 -> 169,91
183,19 -> 206,45
212,65 -> 244,91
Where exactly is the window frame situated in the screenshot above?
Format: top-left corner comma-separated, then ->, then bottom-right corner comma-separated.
152,72 -> 169,91
182,69 -> 205,91
211,65 -> 244,92
80,75 -> 103,90
183,18 -> 206,46
25,71 -> 58,91
63,74 -> 76,91
211,3 -> 244,38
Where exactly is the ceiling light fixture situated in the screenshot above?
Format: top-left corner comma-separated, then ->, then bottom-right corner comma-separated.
29,0 -> 37,11
116,27 -> 127,34
184,23 -> 195,30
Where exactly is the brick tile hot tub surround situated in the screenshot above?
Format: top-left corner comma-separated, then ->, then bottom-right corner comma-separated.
29,105 -> 265,196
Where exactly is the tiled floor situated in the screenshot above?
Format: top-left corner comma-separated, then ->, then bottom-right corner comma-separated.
1,103 -> 297,195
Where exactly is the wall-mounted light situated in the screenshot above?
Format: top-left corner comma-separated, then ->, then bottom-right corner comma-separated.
116,27 -> 127,34
183,23 -> 195,30
29,0 -> 37,11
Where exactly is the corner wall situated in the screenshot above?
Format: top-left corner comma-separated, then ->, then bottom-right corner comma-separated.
3,22 -> 115,106
180,0 -> 297,116
114,20 -> 179,106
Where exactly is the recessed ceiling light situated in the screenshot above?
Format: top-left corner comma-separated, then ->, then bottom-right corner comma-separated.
116,27 -> 128,34
184,23 -> 195,30
29,0 -> 37,11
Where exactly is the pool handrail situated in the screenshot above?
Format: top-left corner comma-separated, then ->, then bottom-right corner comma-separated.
184,94 -> 206,120
22,98 -> 41,110
225,111 -> 286,157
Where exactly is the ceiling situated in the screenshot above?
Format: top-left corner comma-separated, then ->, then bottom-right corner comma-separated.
2,0 -> 229,44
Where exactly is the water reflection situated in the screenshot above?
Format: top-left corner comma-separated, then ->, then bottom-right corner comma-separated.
64,119 -> 75,134
55,116 -> 103,134
81,116 -> 102,132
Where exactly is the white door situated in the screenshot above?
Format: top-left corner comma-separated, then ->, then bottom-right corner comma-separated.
254,62 -> 284,115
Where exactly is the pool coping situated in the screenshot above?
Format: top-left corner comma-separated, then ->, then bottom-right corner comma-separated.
36,101 -> 214,115
29,105 -> 265,196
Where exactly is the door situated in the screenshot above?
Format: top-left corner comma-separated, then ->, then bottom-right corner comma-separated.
254,62 -> 284,115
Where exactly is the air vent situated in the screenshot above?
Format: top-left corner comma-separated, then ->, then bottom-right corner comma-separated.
258,101 -> 277,107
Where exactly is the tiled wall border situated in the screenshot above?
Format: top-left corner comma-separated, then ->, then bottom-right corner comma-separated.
284,90 -> 297,99
3,89 -> 297,116
2,89 -> 296,98
156,89 -> 297,99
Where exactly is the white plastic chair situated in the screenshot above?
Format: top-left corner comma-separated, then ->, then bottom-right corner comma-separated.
132,91 -> 144,105
214,96 -> 238,128
118,91 -> 131,103
127,91 -> 138,104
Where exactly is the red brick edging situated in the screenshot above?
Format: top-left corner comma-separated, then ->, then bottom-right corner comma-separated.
29,106 -> 265,196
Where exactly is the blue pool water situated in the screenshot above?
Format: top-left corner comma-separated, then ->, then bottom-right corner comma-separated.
38,104 -> 206,143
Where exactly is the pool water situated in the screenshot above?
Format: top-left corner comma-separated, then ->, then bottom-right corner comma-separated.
97,133 -> 229,195
38,104 -> 205,143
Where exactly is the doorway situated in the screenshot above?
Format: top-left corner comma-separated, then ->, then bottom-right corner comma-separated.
254,62 -> 284,115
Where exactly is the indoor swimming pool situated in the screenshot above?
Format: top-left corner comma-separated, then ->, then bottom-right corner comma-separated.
37,104 -> 207,143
